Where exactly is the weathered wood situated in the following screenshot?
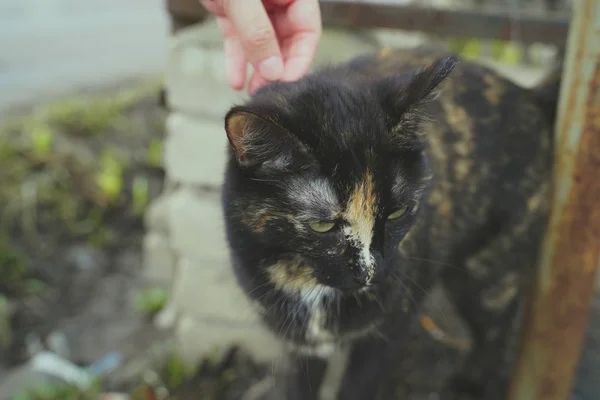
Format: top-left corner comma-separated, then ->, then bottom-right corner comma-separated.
507,0 -> 600,399
165,0 -> 210,32
319,1 -> 570,46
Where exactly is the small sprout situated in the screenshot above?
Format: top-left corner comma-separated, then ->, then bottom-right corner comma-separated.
491,39 -> 507,60
447,37 -> 468,55
88,228 -> 113,249
14,381 -> 98,400
28,122 -> 54,159
136,287 -> 169,316
460,38 -> 483,59
24,279 -> 46,295
163,352 -> 187,389
0,237 -> 28,292
0,294 -> 12,351
96,152 -> 124,204
132,176 -> 149,215
96,172 -> 123,203
500,42 -> 523,65
147,139 -> 163,168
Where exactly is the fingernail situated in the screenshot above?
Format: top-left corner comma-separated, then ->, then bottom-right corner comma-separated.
257,56 -> 284,81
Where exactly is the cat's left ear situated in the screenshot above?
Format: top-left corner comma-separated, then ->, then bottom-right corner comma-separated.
224,107 -> 309,170
377,56 -> 459,125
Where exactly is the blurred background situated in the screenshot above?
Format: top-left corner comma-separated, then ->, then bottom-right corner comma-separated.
0,1 -> 597,400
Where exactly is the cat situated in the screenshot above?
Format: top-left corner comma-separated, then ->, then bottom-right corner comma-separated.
220,45 -> 560,400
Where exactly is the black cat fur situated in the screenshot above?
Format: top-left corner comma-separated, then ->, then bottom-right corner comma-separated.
221,46 -> 559,400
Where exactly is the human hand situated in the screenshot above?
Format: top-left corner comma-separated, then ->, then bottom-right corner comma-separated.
200,0 -> 322,94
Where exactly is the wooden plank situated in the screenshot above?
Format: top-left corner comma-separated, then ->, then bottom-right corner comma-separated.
319,1 -> 570,46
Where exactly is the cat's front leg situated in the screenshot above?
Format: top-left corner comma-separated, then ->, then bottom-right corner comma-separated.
267,350 -> 330,400
335,333 -> 406,400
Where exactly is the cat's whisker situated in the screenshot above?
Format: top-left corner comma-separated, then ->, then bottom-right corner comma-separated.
232,280 -> 278,325
278,275 -> 319,340
372,291 -> 386,312
250,177 -> 280,184
277,298 -> 293,339
402,255 -> 467,274
372,325 -> 391,343
246,279 -> 275,297
390,271 -> 419,311
353,293 -> 363,308
393,269 -> 450,327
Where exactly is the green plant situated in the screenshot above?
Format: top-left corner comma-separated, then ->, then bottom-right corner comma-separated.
136,287 -> 169,316
132,176 -> 150,215
0,294 -> 12,351
13,381 -> 100,400
27,121 -> 55,159
96,151 -> 125,204
163,352 -> 187,389
38,98 -> 122,136
147,139 -> 164,168
0,236 -> 28,292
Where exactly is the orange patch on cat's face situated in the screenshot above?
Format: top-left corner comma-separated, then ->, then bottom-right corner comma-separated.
344,171 -> 377,235
267,256 -> 318,293
342,171 -> 378,280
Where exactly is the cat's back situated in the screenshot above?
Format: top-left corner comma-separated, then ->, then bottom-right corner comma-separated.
334,45 -> 554,232
338,45 -> 553,176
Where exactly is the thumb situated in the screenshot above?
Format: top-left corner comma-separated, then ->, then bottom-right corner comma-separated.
225,0 -> 284,82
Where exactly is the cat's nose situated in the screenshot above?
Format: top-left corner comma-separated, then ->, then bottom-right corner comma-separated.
351,252 -> 383,287
350,268 -> 372,287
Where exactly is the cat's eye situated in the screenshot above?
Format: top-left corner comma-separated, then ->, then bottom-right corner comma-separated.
309,221 -> 336,233
387,207 -> 409,220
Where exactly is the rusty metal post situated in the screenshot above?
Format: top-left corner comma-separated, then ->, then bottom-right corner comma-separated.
507,0 -> 600,399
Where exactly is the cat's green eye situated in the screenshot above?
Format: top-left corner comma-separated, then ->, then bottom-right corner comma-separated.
388,207 -> 408,220
309,221 -> 336,233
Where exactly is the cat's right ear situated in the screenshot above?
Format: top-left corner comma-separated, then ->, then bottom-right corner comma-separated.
224,107 -> 307,171
376,56 -> 458,126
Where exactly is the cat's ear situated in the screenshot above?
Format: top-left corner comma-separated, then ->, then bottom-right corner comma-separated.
377,56 -> 458,125
225,107 -> 308,170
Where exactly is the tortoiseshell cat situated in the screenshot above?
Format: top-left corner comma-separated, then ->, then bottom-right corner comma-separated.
221,46 -> 559,400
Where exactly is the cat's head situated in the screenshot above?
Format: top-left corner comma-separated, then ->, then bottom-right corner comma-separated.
224,56 -> 457,295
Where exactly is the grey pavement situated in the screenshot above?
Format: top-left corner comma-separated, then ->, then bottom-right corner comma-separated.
0,0 -> 169,113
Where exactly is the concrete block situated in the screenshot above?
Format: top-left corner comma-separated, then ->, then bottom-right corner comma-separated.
166,21 -> 249,119
168,188 -> 227,263
164,112 -> 229,187
144,192 -> 173,235
171,256 -> 258,324
175,315 -> 282,366
143,233 -> 177,285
